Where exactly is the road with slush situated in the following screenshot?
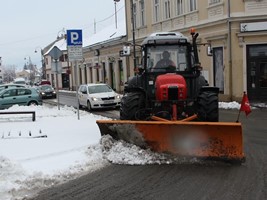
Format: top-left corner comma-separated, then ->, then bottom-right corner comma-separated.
29,105 -> 267,200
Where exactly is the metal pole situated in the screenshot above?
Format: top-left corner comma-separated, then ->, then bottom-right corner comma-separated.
131,0 -> 137,72
114,0 -> 120,29
75,60 -> 80,120
55,60 -> 60,110
227,0 -> 233,101
115,1 -> 117,29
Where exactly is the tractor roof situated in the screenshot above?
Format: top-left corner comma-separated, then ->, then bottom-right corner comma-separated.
141,32 -> 189,46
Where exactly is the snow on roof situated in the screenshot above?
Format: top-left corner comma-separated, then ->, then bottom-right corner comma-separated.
44,37 -> 67,55
44,17 -> 126,55
83,19 -> 126,48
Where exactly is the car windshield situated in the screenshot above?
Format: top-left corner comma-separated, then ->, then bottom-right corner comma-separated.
88,85 -> 113,94
14,81 -> 26,84
40,85 -> 52,90
146,45 -> 189,72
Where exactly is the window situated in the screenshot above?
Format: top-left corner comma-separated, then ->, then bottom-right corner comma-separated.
3,89 -> 17,97
213,47 -> 224,93
17,89 -> 26,96
59,55 -> 64,62
154,0 -> 160,22
189,0 -> 197,12
17,89 -> 31,96
164,0 -> 171,19
176,0 -> 184,15
147,45 -> 189,72
209,0 -> 221,5
59,54 -> 68,62
140,0 -> 145,26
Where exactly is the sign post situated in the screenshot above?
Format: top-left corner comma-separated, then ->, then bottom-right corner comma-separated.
48,46 -> 63,110
66,29 -> 83,120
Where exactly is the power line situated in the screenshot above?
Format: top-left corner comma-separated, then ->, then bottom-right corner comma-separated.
0,5 -> 125,47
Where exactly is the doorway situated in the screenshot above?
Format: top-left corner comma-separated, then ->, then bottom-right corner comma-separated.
247,44 -> 267,101
61,73 -> 69,89
109,62 -> 115,90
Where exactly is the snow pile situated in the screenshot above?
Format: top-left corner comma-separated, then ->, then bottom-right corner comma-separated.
0,105 -> 108,200
0,101 -> 265,199
219,101 -> 241,109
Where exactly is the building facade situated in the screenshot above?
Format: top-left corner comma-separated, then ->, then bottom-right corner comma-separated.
124,0 -> 267,102
43,20 -> 128,93
43,0 -> 267,102
43,37 -> 72,90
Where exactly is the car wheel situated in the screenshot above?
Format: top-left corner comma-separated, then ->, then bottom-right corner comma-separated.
87,101 -> 92,111
28,101 -> 38,106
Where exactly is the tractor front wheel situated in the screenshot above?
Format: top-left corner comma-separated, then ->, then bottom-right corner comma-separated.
197,91 -> 219,122
120,92 -> 145,120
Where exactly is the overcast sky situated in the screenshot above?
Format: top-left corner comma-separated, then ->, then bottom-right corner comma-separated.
0,0 -> 125,70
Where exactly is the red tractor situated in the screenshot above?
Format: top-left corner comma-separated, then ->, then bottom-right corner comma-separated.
97,30 -> 245,164
120,30 -> 219,122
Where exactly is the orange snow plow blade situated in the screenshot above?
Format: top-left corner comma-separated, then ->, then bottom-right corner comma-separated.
96,120 -> 245,163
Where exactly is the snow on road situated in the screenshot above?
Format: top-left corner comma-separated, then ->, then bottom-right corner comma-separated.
0,102 -> 265,200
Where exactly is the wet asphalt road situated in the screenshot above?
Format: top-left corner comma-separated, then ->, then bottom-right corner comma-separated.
29,107 -> 267,200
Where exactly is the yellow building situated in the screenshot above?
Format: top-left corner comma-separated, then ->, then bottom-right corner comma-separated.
124,0 -> 267,102
44,0 -> 267,102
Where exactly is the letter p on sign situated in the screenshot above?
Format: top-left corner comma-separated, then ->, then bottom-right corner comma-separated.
66,30 -> 83,46
70,32 -> 79,44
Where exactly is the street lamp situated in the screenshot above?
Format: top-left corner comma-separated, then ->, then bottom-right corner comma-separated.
114,0 -> 120,29
57,28 -> 66,39
34,46 -> 45,79
24,56 -> 33,85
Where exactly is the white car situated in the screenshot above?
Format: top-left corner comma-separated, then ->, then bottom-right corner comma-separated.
78,83 -> 121,110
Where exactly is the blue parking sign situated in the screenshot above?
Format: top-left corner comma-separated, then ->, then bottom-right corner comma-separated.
67,30 -> 82,46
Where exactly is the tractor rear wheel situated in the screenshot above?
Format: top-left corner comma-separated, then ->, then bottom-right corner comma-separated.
120,92 -> 145,120
197,91 -> 219,122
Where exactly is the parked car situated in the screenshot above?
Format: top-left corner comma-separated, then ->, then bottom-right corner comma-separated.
0,84 -> 26,92
38,84 -> 56,99
78,83 -> 121,110
0,87 -> 42,109
13,77 -> 26,85
39,80 -> 51,85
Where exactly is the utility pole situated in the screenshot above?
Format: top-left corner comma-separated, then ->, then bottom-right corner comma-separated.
114,0 -> 120,29
227,0 -> 233,101
131,0 -> 137,73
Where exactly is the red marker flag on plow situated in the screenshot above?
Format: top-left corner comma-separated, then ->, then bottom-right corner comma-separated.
240,92 -> 251,116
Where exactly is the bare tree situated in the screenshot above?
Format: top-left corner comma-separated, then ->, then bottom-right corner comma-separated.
2,65 -> 16,83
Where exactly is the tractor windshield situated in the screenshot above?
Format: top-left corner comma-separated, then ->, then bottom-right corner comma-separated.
146,45 -> 189,73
